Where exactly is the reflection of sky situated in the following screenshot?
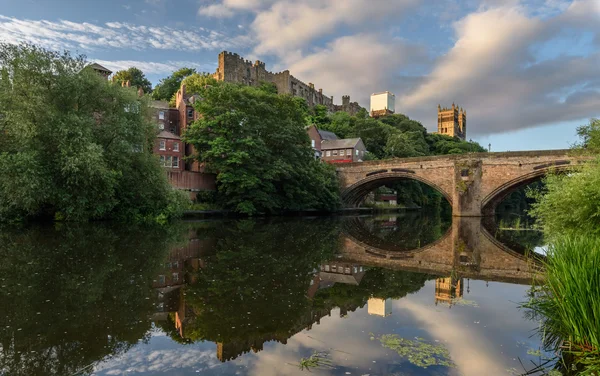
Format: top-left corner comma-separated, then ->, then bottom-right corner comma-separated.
94,280 -> 542,376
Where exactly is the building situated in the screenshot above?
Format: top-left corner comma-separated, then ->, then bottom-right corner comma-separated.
436,103 -> 466,140
306,125 -> 322,159
321,138 -> 367,163
213,51 -> 365,115
87,62 -> 112,79
150,94 -> 216,196
317,262 -> 366,288
370,91 -> 395,118
434,277 -> 464,306
367,298 -> 392,317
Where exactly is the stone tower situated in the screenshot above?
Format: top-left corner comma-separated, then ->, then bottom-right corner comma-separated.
437,103 -> 466,140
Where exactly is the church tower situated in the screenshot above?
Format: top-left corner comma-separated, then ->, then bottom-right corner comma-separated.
437,103 -> 467,140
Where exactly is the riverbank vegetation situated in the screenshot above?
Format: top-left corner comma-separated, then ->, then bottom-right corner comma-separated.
524,118 -> 600,374
0,44 -> 187,223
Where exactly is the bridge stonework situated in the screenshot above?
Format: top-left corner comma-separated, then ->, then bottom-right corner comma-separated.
336,150 -> 587,216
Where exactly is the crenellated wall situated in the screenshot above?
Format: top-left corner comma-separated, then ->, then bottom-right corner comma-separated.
213,51 -> 364,114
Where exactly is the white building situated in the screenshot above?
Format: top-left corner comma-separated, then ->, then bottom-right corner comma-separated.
370,91 -> 396,117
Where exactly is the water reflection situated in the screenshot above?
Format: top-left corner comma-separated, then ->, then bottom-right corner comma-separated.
0,213 -> 546,376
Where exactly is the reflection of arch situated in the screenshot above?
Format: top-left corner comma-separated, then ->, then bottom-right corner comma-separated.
342,216 -> 452,257
481,166 -> 571,215
341,172 -> 453,207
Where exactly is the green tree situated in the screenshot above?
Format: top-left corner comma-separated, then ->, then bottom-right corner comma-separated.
307,104 -> 331,126
0,43 -> 186,223
349,118 -> 398,159
151,67 -> 196,102
385,131 -> 429,158
169,72 -> 217,106
112,67 -> 152,93
183,83 -> 340,215
529,119 -> 600,238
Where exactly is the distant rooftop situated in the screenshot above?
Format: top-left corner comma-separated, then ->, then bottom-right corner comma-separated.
317,129 -> 339,141
321,138 -> 362,150
87,62 -> 112,74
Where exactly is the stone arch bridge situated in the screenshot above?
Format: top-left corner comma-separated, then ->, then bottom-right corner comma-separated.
336,150 -> 588,216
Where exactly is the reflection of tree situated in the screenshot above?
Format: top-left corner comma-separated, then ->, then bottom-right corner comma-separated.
181,219 -> 341,345
0,224 -> 184,376
312,268 -> 434,310
169,218 -> 435,362
344,210 -> 452,252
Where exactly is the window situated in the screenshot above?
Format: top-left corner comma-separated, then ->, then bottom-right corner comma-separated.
344,267 -> 351,274
347,149 -> 352,155
324,265 -> 330,272
355,149 -> 359,156
173,261 -> 179,268
172,156 -> 179,168
461,169 -> 470,177
311,139 -> 315,148
159,155 -> 165,166
158,275 -> 165,284
172,273 -> 179,282
333,150 -> 338,156
159,140 -> 166,150
158,111 -> 165,120
326,151 -> 331,157
353,266 -> 358,274
158,123 -> 164,130
165,156 -> 172,168
340,150 -> 345,156
173,143 -> 179,152
187,108 -> 193,118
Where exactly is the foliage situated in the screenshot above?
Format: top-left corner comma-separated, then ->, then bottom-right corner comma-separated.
112,66 -> 152,93
375,334 -> 455,369
183,82 -> 340,215
168,72 -> 218,107
0,43 -> 186,223
523,235 -> 600,375
385,131 -> 429,158
151,67 -> 196,102
575,118 -> 600,152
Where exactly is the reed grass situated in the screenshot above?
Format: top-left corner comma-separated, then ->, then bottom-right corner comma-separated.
524,235 -> 600,375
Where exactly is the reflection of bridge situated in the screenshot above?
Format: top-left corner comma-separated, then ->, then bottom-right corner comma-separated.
337,150 -> 588,216
340,217 -> 542,284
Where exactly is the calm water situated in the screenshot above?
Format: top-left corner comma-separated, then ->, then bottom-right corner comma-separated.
0,211 -> 548,376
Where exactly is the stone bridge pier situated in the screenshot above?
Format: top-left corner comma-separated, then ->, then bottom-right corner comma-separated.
336,150 -> 588,216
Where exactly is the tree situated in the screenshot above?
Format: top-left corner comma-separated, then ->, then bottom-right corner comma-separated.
169,72 -> 217,107
183,83 -> 340,215
349,118 -> 398,159
151,67 -> 196,102
529,119 -> 600,238
0,43 -> 187,223
385,131 -> 429,158
112,67 -> 152,94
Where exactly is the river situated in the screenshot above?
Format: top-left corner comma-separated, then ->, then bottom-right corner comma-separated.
0,211 -> 548,376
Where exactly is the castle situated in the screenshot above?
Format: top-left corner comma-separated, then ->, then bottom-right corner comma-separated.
213,51 -> 364,116
436,103 -> 467,140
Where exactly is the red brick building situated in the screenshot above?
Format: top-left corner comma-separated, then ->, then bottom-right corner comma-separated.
306,125 -> 322,159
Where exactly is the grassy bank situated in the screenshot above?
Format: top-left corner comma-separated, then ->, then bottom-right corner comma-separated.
524,235 -> 600,375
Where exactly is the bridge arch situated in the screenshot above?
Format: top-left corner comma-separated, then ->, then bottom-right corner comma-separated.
340,172 -> 453,207
481,165 -> 572,216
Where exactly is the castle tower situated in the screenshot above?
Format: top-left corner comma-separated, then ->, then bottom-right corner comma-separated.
437,104 -> 467,140
434,277 -> 464,306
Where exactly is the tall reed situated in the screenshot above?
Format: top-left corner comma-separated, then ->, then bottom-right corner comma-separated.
525,235 -> 600,374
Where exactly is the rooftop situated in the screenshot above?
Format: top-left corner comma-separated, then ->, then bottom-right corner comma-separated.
87,62 -> 112,74
321,138 -> 362,150
317,129 -> 339,141
157,130 -> 181,140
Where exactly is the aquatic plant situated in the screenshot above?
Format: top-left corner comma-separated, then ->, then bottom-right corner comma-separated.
523,235 -> 600,375
295,351 -> 335,371
376,334 -> 455,369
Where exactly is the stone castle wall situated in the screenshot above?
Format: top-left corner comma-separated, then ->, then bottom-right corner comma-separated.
213,51 -> 363,115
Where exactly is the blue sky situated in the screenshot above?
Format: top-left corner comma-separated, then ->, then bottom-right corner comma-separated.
0,0 -> 598,151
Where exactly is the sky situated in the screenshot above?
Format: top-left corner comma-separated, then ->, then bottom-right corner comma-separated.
0,0 -> 598,151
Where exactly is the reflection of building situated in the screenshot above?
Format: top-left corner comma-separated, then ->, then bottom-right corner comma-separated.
435,277 -> 464,306
318,262 -> 366,289
436,103 -> 466,140
367,298 -> 392,317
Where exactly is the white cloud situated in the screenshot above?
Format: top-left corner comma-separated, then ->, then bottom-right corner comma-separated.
0,15 -> 244,52
198,4 -> 235,18
398,1 -> 600,135
91,59 -> 216,75
286,33 -> 427,104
